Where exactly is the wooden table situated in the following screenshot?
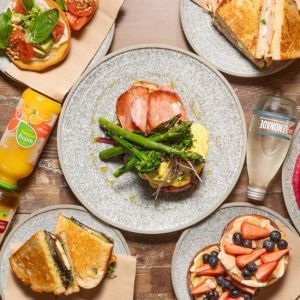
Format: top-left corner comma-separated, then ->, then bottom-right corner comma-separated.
1,0 -> 300,299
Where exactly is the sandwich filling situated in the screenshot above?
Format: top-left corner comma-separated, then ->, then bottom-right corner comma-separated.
45,231 -> 74,289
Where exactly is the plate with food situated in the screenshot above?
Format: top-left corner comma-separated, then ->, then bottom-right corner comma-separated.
180,0 -> 296,77
172,202 -> 300,300
282,124 -> 300,234
0,204 -> 131,298
58,45 -> 247,234
0,0 -> 115,71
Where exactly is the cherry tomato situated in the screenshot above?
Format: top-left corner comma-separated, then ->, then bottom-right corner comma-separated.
8,30 -> 34,62
52,21 -> 65,42
66,12 -> 89,31
66,0 -> 96,17
14,0 -> 26,14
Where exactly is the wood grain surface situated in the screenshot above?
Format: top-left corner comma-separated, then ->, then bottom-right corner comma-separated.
0,0 -> 300,299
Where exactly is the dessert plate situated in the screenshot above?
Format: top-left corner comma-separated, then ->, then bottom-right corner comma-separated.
282,124 -> 300,234
0,205 -> 130,297
0,0 -> 115,72
172,202 -> 300,300
58,45 -> 247,234
180,0 -> 293,77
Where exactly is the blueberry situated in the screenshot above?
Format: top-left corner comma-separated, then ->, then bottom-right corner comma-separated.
216,275 -> 225,286
263,239 -> 275,252
241,268 -> 252,279
210,251 -> 219,257
203,253 -> 210,263
270,230 -> 281,243
278,239 -> 288,250
221,279 -> 232,290
230,289 -> 241,298
209,256 -> 218,268
242,239 -> 252,248
233,232 -> 243,245
207,290 -> 219,299
247,262 -> 258,273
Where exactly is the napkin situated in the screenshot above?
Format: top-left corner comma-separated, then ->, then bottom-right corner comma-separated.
4,249 -> 136,300
257,220 -> 300,300
191,0 -> 210,10
4,0 -> 124,102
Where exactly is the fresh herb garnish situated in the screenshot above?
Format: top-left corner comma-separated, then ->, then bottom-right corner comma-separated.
0,9 -> 12,49
56,0 -> 67,11
261,18 -> 267,25
25,8 -> 59,44
22,0 -> 34,12
107,264 -> 116,278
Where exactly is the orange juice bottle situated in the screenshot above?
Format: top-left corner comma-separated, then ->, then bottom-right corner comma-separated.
0,89 -> 61,189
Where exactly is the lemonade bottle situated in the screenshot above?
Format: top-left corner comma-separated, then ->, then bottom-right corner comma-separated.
0,89 -> 61,189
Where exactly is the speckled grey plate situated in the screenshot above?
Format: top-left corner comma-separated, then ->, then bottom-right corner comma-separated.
180,0 -> 293,77
57,45 -> 247,234
0,205 -> 130,297
282,125 -> 300,234
0,0 -> 115,72
171,202 -> 297,300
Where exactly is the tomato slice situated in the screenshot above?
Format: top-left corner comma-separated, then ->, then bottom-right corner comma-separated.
8,30 -> 34,62
66,12 -> 89,31
14,0 -> 26,14
52,21 -> 65,42
66,0 -> 96,17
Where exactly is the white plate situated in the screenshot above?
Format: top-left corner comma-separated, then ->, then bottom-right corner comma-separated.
180,0 -> 293,77
57,44 -> 247,234
0,204 -> 130,297
282,125 -> 300,234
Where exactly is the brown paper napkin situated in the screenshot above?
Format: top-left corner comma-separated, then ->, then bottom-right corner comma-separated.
257,220 -> 300,300
4,248 -> 136,300
4,0 -> 124,102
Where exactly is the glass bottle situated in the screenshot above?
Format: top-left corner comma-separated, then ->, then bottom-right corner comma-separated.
246,95 -> 297,202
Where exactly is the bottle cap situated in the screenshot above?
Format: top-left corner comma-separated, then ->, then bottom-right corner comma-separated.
246,186 -> 266,203
0,180 -> 17,190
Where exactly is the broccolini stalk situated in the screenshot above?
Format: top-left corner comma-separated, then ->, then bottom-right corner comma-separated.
98,118 -> 202,163
110,134 -> 161,174
99,121 -> 192,160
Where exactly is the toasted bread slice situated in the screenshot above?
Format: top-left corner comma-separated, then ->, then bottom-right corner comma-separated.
55,214 -> 114,289
270,0 -> 300,60
9,230 -> 78,295
219,214 -> 289,288
7,0 -> 71,71
213,0 -> 266,67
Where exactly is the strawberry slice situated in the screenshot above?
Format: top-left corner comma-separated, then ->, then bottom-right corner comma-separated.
219,291 -> 229,300
227,297 -> 244,300
190,279 -> 217,295
195,263 -> 226,276
224,244 -> 254,255
255,261 -> 278,282
292,154 -> 300,209
241,221 -> 270,240
236,248 -> 266,269
260,249 -> 289,264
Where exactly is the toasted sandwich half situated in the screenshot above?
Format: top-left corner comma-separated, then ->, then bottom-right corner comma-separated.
9,230 -> 79,295
55,214 -> 114,289
213,0 -> 267,67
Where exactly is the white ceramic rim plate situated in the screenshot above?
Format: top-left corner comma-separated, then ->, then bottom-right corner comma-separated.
171,202 -> 297,299
282,124 -> 300,234
180,0 -> 294,78
0,204 -> 130,297
57,44 -> 247,234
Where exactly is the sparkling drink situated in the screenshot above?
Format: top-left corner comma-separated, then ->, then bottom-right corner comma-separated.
246,95 -> 297,202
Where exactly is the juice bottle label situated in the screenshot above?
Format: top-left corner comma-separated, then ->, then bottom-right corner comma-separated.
0,209 -> 10,233
254,109 -> 296,140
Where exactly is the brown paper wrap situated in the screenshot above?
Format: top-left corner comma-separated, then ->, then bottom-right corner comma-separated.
4,0 -> 124,102
4,251 -> 136,300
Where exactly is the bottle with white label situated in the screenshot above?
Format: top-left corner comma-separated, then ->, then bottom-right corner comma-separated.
246,95 -> 297,202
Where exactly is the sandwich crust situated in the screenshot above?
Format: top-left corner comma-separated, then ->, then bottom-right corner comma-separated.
9,230 -> 66,295
7,0 -> 71,71
219,214 -> 289,288
55,214 -> 114,289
